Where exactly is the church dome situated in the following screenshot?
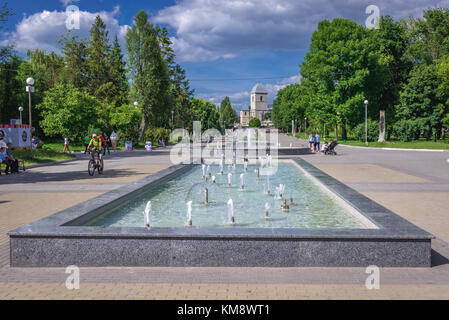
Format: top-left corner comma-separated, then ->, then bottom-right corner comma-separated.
251,83 -> 268,94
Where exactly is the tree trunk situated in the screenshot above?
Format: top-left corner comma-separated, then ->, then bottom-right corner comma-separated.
335,124 -> 339,141
342,126 -> 347,141
138,115 -> 148,142
378,110 -> 386,142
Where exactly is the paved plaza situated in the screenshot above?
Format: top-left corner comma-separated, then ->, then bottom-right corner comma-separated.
1,136 -> 449,299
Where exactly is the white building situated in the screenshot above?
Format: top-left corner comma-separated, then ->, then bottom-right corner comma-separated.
240,83 -> 269,127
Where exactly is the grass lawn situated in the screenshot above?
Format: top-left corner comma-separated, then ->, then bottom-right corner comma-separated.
294,132 -> 449,150
12,149 -> 75,166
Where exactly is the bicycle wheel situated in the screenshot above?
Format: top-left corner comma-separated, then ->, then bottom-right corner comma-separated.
88,160 -> 96,176
97,160 -> 104,174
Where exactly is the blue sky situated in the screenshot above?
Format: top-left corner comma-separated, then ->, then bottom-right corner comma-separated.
2,0 -> 448,110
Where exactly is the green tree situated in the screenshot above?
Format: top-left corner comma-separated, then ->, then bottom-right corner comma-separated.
219,97 -> 237,129
300,18 -> 386,140
59,33 -> 89,89
372,16 -> 412,141
37,83 -> 102,140
107,35 -> 129,107
86,16 -> 112,103
126,11 -> 171,139
249,118 -> 261,128
272,84 -> 305,131
191,98 -> 219,130
395,64 -> 447,141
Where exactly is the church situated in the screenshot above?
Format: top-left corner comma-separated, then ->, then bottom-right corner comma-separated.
240,83 -> 269,127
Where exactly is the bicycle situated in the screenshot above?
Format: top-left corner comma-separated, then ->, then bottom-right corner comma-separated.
88,150 -> 104,176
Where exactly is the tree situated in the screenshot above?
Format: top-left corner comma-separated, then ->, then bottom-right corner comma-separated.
37,83 -> 102,140
395,64 -> 447,141
191,98 -> 219,130
108,104 -> 141,142
86,16 -> 112,103
249,118 -> 261,128
300,18 -> 386,140
372,16 -> 412,142
0,2 -> 13,62
272,84 -> 305,131
126,11 -> 171,140
219,97 -> 237,129
107,35 -> 129,107
60,33 -> 89,89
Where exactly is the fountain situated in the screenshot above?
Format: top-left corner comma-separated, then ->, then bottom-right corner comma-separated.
266,175 -> 271,195
244,161 -> 248,172
143,201 -> 151,228
290,198 -> 294,206
204,188 -> 209,204
187,201 -> 193,227
202,164 -> 206,180
227,199 -> 235,224
212,176 -> 216,184
264,203 -> 270,219
281,199 -> 290,212
239,174 -> 245,190
207,165 -> 211,177
228,173 -> 232,187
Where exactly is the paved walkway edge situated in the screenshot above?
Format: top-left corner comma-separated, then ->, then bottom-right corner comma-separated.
339,144 -> 449,153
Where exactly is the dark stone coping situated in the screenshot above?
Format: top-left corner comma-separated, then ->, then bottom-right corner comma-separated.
8,160 -> 434,242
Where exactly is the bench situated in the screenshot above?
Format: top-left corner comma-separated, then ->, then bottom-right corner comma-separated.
0,159 -> 25,175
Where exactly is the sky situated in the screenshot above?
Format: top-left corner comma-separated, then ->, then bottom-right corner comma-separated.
1,0 -> 449,111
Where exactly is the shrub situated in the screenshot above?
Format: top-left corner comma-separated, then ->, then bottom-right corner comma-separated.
249,118 -> 261,128
393,119 -> 422,142
145,127 -> 170,144
353,120 -> 379,142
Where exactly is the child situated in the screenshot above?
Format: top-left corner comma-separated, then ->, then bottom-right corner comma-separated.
321,142 -> 328,154
308,132 -> 315,151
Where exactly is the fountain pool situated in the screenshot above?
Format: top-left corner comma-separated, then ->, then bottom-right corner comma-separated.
8,158 -> 433,268
86,162 -> 375,229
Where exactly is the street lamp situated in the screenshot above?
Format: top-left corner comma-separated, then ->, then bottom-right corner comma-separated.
26,77 -> 35,158
171,110 -> 174,131
134,101 -> 139,108
18,107 -> 23,125
305,118 -> 308,133
364,100 -> 369,146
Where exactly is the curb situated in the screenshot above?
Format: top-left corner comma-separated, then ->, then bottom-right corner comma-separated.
25,156 -> 79,170
339,144 -> 449,153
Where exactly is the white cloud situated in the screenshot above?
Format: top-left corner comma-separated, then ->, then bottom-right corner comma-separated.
154,0 -> 449,62
1,6 -> 128,53
60,0 -> 80,7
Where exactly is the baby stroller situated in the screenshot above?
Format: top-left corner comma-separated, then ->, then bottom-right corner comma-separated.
325,141 -> 338,155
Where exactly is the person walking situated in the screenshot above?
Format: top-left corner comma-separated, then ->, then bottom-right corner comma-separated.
63,136 -> 71,153
84,134 -> 90,154
315,132 -> 321,153
103,133 -> 111,156
308,132 -> 315,152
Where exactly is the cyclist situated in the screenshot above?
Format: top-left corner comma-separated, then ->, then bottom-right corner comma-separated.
87,134 -> 103,171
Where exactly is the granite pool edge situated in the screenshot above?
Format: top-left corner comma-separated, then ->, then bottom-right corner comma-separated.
8,159 -> 434,268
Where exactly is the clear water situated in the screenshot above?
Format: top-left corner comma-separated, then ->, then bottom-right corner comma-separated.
87,162 -> 367,229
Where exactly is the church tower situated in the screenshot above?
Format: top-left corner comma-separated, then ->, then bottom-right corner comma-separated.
250,83 -> 268,120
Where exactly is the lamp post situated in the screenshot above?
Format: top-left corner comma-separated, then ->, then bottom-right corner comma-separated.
305,118 -> 307,133
134,101 -> 139,108
18,107 -> 23,125
26,78 -> 35,158
171,110 -> 174,131
364,100 -> 369,146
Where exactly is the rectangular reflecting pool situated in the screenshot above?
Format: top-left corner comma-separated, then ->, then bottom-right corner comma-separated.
87,162 -> 375,229
8,158 -> 434,268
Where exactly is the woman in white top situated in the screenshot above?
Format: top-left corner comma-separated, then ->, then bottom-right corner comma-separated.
63,137 -> 71,153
